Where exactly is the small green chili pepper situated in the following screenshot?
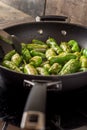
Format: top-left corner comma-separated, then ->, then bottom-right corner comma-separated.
30,56 -> 42,67
22,48 -> 31,63
74,52 -> 81,60
36,67 -> 49,76
82,48 -> 87,58
2,60 -> 22,73
43,63 -> 51,71
3,50 -> 16,60
60,42 -> 71,52
68,40 -> 80,52
80,55 -> 87,68
24,64 -> 38,75
45,48 -> 56,60
11,53 -> 22,67
46,38 -> 63,54
32,39 -> 46,45
59,59 -> 80,75
30,50 -> 45,59
49,52 -> 76,65
49,63 -> 62,74
27,44 -> 48,52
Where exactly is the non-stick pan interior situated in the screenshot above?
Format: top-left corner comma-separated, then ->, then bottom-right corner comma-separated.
1,22 -> 87,91
4,22 -> 87,49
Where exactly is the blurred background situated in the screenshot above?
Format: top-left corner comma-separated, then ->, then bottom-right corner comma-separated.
0,0 -> 87,28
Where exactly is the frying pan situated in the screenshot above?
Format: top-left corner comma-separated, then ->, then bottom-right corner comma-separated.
0,15 -> 87,130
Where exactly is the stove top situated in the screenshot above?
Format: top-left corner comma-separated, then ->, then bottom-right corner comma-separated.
0,75 -> 87,130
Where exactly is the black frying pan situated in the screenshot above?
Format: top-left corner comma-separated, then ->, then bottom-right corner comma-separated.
0,16 -> 87,130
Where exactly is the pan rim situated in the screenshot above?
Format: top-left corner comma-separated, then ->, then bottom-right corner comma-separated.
4,21 -> 87,31
0,64 -> 87,79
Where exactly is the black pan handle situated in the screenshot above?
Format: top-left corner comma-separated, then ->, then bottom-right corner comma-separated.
20,80 -> 47,130
36,15 -> 70,23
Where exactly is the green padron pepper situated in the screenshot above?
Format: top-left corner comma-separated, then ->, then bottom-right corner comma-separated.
74,52 -> 81,60
30,56 -> 42,67
3,50 -> 16,60
68,40 -> 80,52
27,44 -> 48,52
59,59 -> 80,75
11,53 -> 22,67
45,48 -> 56,60
36,67 -> 49,76
49,63 -> 62,74
24,64 -> 38,75
80,55 -> 87,68
30,50 -> 45,59
49,52 -> 76,65
46,38 -> 63,54
2,60 -> 22,73
22,48 -> 31,63
60,42 -> 71,52
82,48 -> 87,58
43,63 -> 51,71
32,39 -> 46,45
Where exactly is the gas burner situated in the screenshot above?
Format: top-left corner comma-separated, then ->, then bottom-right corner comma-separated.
1,75 -> 87,130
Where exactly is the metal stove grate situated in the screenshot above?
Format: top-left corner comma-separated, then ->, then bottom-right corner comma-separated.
1,75 -> 87,130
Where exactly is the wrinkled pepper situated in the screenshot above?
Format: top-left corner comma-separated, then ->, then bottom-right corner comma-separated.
49,63 -> 62,74
46,38 -> 63,54
45,48 -> 56,60
60,42 -> 71,52
2,60 -> 22,73
30,50 -> 45,59
59,59 -> 80,75
82,48 -> 87,58
68,40 -> 80,52
32,39 -> 46,45
22,48 -> 31,63
43,63 -> 51,71
11,53 -> 22,67
27,44 -> 48,52
36,67 -> 49,76
3,50 -> 16,60
49,52 -> 76,65
30,56 -> 42,67
24,64 -> 38,75
80,55 -> 87,68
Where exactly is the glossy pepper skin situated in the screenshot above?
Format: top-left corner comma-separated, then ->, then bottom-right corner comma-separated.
2,60 -> 22,73
3,50 -> 16,60
43,63 -> 51,71
68,40 -> 80,52
36,67 -> 49,76
59,59 -> 80,75
30,50 -> 45,59
11,53 -> 22,67
27,44 -> 48,52
80,55 -> 87,68
30,56 -> 42,67
82,48 -> 87,58
22,48 -> 31,63
32,39 -> 46,45
24,64 -> 38,75
60,42 -> 71,52
45,48 -> 56,60
49,52 -> 76,65
49,63 -> 62,74
46,38 -> 62,54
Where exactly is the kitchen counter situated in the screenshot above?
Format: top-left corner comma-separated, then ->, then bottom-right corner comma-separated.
0,1 -> 34,29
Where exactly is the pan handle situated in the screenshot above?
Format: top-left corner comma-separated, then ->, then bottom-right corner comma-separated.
20,80 -> 47,130
36,15 -> 70,23
21,80 -> 61,130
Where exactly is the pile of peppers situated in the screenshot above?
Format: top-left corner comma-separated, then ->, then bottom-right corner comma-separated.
2,37 -> 87,76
